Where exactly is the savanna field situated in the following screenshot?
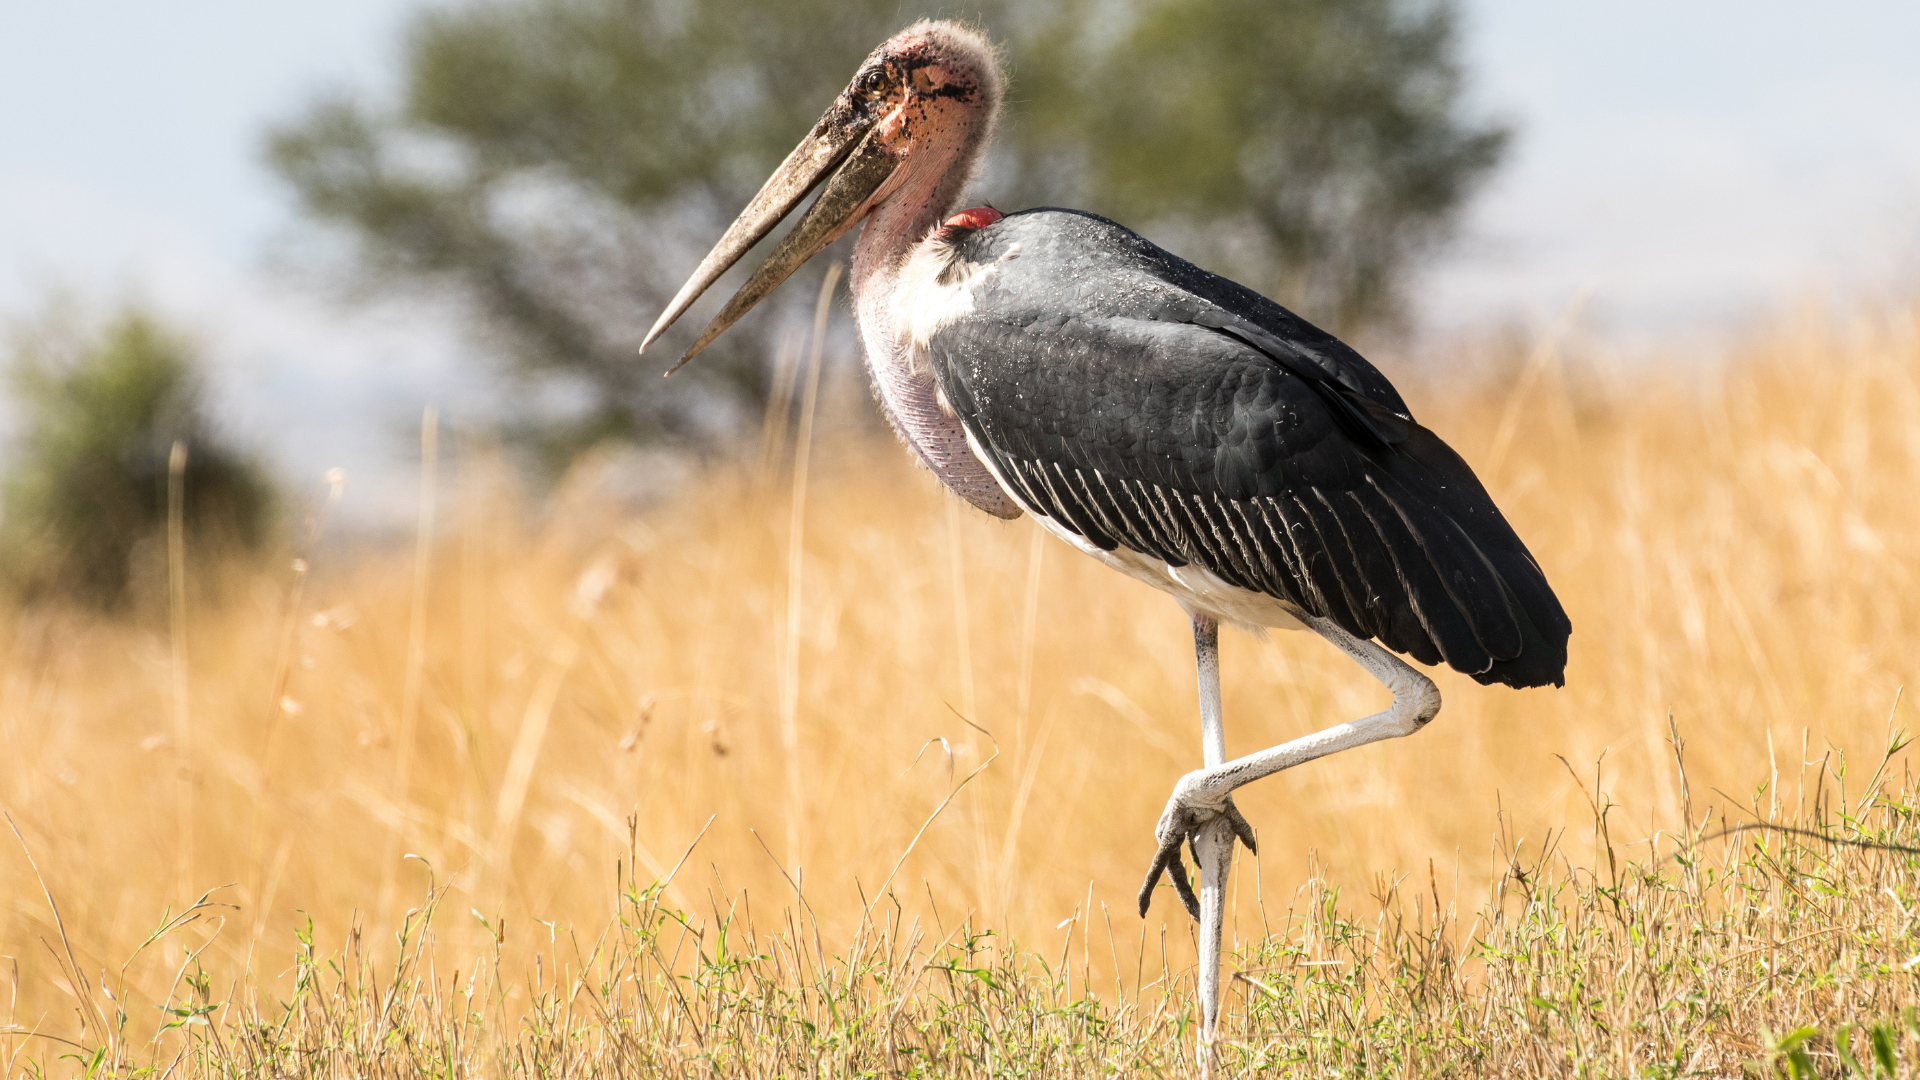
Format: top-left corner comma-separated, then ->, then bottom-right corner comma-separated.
4,303 -> 1920,1077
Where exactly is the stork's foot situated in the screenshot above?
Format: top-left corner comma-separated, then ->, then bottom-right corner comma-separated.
1135,772 -> 1258,920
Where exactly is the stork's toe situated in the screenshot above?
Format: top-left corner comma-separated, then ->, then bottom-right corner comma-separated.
1137,835 -> 1198,919
1221,798 -> 1258,855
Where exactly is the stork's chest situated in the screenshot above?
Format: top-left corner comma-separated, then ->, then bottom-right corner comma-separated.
853,241 -> 1021,519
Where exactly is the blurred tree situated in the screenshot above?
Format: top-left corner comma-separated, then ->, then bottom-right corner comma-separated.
1,305 -> 275,609
267,0 -> 1503,456
1049,0 -> 1510,333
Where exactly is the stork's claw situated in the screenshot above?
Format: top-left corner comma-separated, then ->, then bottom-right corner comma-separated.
1136,772 -> 1258,920
1138,835 -> 1200,919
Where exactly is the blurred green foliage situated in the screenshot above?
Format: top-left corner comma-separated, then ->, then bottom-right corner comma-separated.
1068,0 -> 1510,332
1,305 -> 275,609
267,0 -> 1505,455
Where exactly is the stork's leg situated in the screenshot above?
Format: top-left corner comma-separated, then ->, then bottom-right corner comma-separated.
1136,614 -> 1441,919
1187,614 -> 1243,1072
1131,616 -> 1258,1069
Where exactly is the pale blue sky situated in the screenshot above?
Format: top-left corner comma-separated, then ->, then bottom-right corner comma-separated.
2,1 -> 1917,520
1439,1 -> 1920,335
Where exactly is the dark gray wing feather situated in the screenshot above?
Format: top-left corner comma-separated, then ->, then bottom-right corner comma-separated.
928,209 -> 1569,688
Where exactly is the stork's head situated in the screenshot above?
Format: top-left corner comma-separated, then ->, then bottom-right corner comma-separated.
642,20 -> 1002,368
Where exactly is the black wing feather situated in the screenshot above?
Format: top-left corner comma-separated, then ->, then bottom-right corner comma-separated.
930,209 -> 1570,688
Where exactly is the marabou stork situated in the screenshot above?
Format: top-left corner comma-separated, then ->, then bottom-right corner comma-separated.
641,20 -> 1570,1060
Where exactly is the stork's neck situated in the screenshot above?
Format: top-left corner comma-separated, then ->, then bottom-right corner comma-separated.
851,120 -> 990,297
844,113 -> 1018,519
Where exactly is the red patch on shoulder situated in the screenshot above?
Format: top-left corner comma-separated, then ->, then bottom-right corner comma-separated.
941,206 -> 1004,232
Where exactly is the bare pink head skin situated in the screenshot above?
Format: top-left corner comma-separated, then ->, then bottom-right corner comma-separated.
644,20 -> 1016,515
843,21 -> 1003,292
640,20 -> 1003,363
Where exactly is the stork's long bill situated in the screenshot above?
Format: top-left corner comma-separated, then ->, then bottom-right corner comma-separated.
641,35 -> 971,371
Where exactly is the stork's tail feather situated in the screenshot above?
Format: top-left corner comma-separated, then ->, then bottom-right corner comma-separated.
1368,425 -> 1571,690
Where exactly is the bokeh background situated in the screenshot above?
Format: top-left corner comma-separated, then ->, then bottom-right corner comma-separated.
1,0 -> 1919,1050
4,0 -> 1917,521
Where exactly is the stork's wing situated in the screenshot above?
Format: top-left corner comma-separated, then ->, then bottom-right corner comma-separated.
927,209 -> 1570,688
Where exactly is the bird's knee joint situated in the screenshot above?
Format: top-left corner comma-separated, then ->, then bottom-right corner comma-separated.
1175,768 -> 1232,809
1396,677 -> 1441,733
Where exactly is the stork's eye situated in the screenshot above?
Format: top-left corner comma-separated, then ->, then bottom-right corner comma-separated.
857,68 -> 887,96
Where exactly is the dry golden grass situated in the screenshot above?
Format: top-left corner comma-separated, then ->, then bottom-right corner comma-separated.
3,300 -> 1920,1075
